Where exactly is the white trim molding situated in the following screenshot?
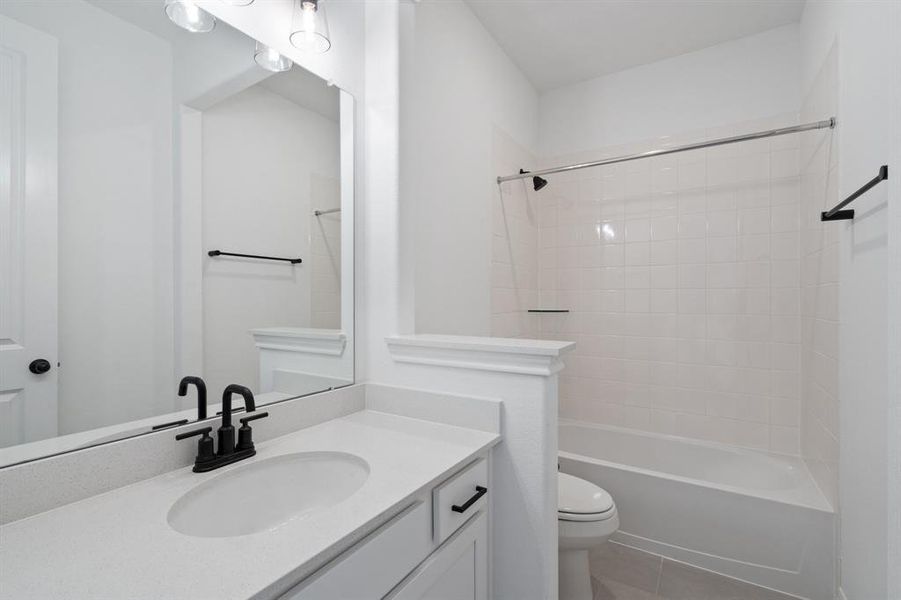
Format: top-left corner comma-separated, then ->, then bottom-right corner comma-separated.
252,327 -> 347,356
385,334 -> 575,376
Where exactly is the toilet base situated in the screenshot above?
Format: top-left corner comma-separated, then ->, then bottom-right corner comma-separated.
558,548 -> 593,600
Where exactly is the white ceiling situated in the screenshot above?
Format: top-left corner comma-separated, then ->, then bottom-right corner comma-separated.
464,0 -> 805,92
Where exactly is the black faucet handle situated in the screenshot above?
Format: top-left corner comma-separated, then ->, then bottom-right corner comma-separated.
175,426 -> 212,441
236,412 -> 269,452
176,426 -> 216,469
239,411 -> 269,426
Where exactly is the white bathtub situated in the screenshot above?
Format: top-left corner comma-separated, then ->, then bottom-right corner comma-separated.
558,419 -> 834,599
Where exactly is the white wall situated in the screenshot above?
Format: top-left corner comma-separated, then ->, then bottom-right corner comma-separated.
540,24 -> 800,157
799,1 -> 899,598
402,0 -> 539,336
201,83 -> 339,394
0,0 -> 176,434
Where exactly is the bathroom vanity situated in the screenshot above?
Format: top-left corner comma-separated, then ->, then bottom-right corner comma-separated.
0,386 -> 500,599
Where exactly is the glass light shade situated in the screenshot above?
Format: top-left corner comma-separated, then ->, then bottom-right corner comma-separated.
254,42 -> 293,73
220,0 -> 254,5
165,0 -> 216,33
289,0 -> 331,54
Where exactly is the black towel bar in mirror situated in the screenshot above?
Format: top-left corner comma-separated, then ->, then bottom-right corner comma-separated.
208,250 -> 303,264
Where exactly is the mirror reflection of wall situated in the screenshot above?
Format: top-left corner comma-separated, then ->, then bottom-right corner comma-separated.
199,72 -> 340,396
0,0 -> 352,466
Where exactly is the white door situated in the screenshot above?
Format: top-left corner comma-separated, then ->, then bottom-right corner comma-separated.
0,15 -> 58,448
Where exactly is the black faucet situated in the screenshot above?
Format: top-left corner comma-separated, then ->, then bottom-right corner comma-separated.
178,376 -> 207,421
176,384 -> 269,473
218,384 -> 256,456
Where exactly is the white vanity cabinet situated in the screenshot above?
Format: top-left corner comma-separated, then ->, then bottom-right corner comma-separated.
280,457 -> 490,600
386,512 -> 488,600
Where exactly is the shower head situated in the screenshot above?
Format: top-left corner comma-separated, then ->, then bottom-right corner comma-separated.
519,169 -> 549,192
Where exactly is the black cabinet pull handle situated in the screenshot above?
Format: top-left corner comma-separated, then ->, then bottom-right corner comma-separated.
451,486 -> 488,513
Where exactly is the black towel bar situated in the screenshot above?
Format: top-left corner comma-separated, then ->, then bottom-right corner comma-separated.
822,165 -> 888,221
208,250 -> 302,264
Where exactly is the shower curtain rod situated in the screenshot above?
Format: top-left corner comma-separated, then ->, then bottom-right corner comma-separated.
497,118 -> 836,184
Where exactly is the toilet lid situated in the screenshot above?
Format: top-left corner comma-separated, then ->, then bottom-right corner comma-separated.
558,472 -> 614,516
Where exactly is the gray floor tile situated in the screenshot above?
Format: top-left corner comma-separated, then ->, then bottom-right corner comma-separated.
592,576 -> 658,600
589,542 -> 663,594
657,559 -> 797,600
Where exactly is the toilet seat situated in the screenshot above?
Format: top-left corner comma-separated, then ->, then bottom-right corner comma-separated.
558,472 -> 616,522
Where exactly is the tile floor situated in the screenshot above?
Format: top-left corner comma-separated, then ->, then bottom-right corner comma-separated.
590,542 -> 798,600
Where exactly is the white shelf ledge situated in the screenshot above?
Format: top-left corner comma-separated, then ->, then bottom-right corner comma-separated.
386,334 -> 575,376
251,327 -> 347,356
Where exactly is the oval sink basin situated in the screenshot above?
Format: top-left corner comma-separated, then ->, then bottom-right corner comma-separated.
168,451 -> 369,538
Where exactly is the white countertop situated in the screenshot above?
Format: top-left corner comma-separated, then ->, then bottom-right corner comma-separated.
0,410 -> 499,600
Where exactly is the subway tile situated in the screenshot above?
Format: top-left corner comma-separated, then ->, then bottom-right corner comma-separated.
650,265 -> 677,289
625,218 -> 651,242
769,426 -> 800,455
678,191 -> 707,214
706,392 -> 769,423
677,213 -> 707,238
738,234 -> 770,261
707,263 -> 744,288
624,266 -> 651,289
651,215 -> 678,241
625,290 -> 650,313
771,203 -> 800,233
677,160 -> 707,190
678,264 -> 706,288
678,238 -> 707,263
650,241 -> 678,265
738,207 -> 771,235
707,209 -> 737,236
625,242 -> 651,265
706,236 -> 738,263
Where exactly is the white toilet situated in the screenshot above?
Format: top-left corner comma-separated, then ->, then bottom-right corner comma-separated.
558,472 -> 619,600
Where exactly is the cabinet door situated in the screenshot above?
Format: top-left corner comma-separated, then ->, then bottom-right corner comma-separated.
281,501 -> 432,600
386,512 -> 488,600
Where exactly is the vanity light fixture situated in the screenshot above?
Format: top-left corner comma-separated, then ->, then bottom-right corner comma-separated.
254,41 -> 293,72
164,0 -> 216,33
290,0 -> 331,54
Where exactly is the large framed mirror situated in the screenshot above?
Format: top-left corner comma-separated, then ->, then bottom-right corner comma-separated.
0,0 -> 354,467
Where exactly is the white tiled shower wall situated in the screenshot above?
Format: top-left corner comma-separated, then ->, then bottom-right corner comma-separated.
800,46 -> 840,505
493,114 -> 807,453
